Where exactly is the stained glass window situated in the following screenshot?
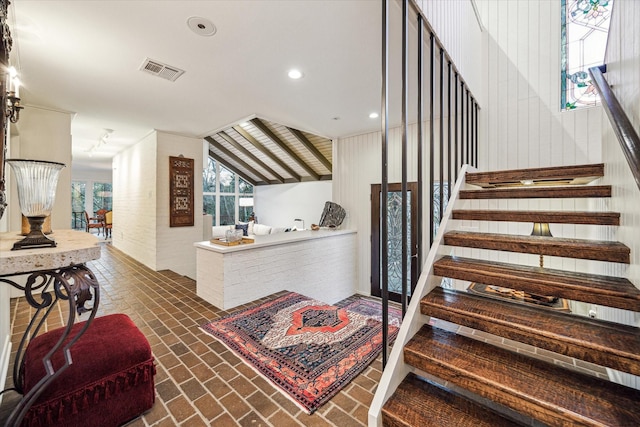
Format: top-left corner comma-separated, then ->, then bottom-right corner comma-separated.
561,0 -> 613,110
386,191 -> 412,295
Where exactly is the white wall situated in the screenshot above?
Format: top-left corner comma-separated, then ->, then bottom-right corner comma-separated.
72,169 -> 112,182
113,131 -> 203,279
112,132 -> 158,271
8,106 -> 73,232
155,132 -> 204,279
255,181 -> 332,229
416,0 -> 486,105
475,0 -> 603,171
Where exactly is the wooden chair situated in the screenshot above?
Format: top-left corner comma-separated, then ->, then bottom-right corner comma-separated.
84,211 -> 102,235
104,210 -> 113,239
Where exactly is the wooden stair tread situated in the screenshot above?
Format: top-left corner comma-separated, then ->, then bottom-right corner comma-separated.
404,324 -> 640,427
443,231 -> 630,263
451,210 -> 620,225
382,373 -> 524,427
459,185 -> 611,199
433,256 -> 640,311
466,163 -> 604,188
421,287 -> 640,375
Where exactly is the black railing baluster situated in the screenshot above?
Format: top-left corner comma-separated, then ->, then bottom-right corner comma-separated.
467,88 -> 471,164
460,81 -> 465,164
380,0 -> 389,368
475,101 -> 479,167
454,73 -> 459,182
439,47 -> 444,226
417,17 -> 424,277
429,32 -> 435,247
447,61 -> 452,199
401,0 -> 409,317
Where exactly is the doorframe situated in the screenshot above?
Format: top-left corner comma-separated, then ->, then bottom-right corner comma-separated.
370,182 -> 419,302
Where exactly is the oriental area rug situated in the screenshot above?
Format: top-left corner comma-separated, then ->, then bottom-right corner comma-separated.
201,292 -> 402,414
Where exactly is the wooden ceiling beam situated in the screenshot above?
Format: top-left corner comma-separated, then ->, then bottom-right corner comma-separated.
287,127 -> 332,173
233,125 -> 302,182
205,137 -> 272,184
207,149 -> 260,186
217,131 -> 285,183
251,118 -> 320,181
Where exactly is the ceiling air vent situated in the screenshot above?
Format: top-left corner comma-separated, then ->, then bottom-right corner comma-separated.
139,58 -> 185,82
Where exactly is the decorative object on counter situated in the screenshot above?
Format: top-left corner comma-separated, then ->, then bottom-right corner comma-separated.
6,159 -> 65,250
169,155 -> 194,227
310,223 -> 320,231
226,228 -> 243,242
318,201 -> 346,228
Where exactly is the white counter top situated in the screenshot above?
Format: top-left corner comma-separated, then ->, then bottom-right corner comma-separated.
0,229 -> 101,276
194,229 -> 356,253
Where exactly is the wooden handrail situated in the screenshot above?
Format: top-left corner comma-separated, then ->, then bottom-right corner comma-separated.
589,65 -> 640,191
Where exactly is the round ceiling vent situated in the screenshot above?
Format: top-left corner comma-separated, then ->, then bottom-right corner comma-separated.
187,16 -> 216,37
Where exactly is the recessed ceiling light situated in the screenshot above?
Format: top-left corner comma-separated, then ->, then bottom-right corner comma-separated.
187,16 -> 216,37
369,112 -> 379,119
288,69 -> 303,79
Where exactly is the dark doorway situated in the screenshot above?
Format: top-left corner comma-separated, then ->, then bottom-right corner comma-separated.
371,182 -> 418,303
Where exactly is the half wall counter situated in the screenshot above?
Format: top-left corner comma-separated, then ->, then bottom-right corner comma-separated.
194,229 -> 357,310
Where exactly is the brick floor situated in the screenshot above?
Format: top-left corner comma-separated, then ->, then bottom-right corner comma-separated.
0,242 -> 381,426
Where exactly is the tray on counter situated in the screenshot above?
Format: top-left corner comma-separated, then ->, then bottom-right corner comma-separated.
209,237 -> 255,246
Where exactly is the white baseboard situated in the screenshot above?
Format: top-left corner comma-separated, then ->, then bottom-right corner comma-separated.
0,334 -> 11,405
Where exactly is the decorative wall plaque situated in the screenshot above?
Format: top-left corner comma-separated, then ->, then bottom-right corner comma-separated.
169,156 -> 194,227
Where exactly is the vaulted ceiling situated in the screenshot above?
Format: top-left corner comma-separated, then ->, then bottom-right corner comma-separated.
206,117 -> 332,186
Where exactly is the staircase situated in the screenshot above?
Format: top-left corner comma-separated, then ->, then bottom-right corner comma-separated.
376,164 -> 640,426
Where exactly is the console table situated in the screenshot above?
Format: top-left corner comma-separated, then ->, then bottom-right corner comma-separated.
0,230 -> 101,426
195,229 -> 357,310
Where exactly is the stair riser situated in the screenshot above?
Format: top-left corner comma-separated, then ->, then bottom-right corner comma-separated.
420,301 -> 640,376
443,235 -> 630,263
432,264 -> 640,311
465,164 -> 604,187
451,210 -> 620,225
459,186 -> 611,199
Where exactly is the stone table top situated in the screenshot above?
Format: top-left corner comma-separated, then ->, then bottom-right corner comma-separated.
0,229 -> 101,276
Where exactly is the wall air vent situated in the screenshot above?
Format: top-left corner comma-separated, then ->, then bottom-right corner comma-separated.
139,58 -> 185,82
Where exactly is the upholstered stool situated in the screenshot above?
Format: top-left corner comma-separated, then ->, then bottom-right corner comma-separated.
21,314 -> 156,427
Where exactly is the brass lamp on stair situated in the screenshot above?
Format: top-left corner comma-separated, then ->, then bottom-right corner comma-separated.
531,222 -> 552,267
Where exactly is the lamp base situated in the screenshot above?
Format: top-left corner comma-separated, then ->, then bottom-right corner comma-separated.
12,216 -> 57,250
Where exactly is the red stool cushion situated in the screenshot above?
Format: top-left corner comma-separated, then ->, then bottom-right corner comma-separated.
21,314 -> 155,427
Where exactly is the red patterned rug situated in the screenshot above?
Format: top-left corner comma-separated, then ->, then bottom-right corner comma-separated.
201,292 -> 402,414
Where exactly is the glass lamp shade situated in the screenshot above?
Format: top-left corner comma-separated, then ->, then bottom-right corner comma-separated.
6,159 -> 66,250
